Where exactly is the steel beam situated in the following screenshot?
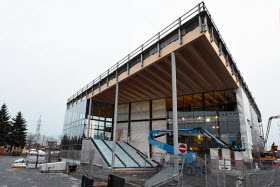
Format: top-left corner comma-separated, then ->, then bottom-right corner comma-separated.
140,45 -> 144,67
198,3 -> 202,33
87,98 -> 92,139
107,70 -> 109,87
178,17 -> 182,45
219,42 -> 222,56
226,54 -> 229,67
115,70 -> 118,81
127,54 -> 130,75
203,15 -> 208,32
171,52 -> 179,159
210,26 -> 214,42
111,83 -> 119,169
157,32 -> 160,57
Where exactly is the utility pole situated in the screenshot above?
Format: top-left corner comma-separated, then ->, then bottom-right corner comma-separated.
35,116 -> 42,150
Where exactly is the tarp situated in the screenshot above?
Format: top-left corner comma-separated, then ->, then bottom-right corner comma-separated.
130,121 -> 150,156
236,88 -> 253,160
210,148 -> 219,159
131,101 -> 149,120
116,123 -> 128,141
152,120 -> 167,161
222,149 -> 231,160
117,104 -> 129,121
234,151 -> 244,161
152,99 -> 166,119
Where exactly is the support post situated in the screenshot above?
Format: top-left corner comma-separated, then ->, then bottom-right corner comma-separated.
210,26 -> 214,42
204,15 -> 208,32
99,75 -> 101,92
140,45 -> 144,67
171,52 -> 179,163
226,54 -> 229,67
111,83 -> 119,170
223,157 -> 226,187
87,98 -> 92,139
107,70 -> 109,87
205,154 -> 208,187
116,63 -> 119,81
157,32 -> 160,57
198,3 -> 202,33
178,17 -> 182,45
127,54 -> 130,75
219,42 -> 222,56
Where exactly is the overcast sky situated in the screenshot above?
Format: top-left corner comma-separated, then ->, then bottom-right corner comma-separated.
0,0 -> 279,147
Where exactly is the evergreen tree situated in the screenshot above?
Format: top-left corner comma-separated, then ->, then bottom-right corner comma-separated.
0,104 -> 11,146
10,112 -> 27,148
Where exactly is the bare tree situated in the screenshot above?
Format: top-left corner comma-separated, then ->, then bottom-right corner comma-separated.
26,132 -> 36,149
56,135 -> 62,145
41,135 -> 49,147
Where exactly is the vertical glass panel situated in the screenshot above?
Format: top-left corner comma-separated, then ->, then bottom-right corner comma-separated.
193,111 -> 204,128
100,103 -> 107,121
225,90 -> 237,111
184,95 -> 193,112
204,111 -> 217,135
218,112 -> 229,143
193,94 -> 202,110
204,92 -> 214,110
214,91 -> 225,111
166,98 -> 172,111
99,121 -> 105,130
106,104 -> 113,121
177,96 -> 184,124
92,102 -> 100,120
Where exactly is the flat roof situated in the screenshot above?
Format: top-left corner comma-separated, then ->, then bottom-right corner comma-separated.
66,2 -> 261,122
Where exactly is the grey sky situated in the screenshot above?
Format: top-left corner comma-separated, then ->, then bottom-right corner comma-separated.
0,0 -> 279,147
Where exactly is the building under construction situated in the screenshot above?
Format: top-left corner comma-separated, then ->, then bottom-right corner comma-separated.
60,2 -> 264,168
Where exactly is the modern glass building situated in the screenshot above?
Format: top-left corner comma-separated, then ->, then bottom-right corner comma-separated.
61,2 -> 264,167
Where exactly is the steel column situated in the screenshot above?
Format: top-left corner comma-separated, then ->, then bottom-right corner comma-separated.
210,26 -> 214,42
157,32 -> 160,57
178,17 -> 182,45
99,75 -> 101,92
116,63 -> 119,81
226,54 -> 229,67
140,45 -> 144,67
219,42 -> 222,56
198,3 -> 202,33
87,98 -> 92,139
203,15 -> 208,32
107,70 -> 109,87
127,54 -> 130,75
111,83 -> 119,169
171,52 -> 179,158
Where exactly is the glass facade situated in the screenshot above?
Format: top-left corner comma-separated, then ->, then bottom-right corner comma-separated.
61,96 -> 87,150
166,89 -> 241,154
61,89 -> 241,157
85,100 -> 114,140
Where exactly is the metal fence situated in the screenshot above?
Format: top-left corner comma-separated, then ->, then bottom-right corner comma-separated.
144,154 -> 279,187
60,149 -> 81,164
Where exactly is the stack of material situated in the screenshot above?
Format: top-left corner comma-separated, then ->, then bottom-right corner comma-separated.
40,162 -> 66,173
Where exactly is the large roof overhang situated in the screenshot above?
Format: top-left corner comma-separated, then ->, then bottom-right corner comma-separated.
67,2 -> 261,121
91,28 -> 238,104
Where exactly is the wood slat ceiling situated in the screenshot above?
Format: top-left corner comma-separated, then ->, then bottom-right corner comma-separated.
93,35 -> 238,104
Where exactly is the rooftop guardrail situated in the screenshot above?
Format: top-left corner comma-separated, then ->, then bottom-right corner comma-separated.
66,2 -> 261,121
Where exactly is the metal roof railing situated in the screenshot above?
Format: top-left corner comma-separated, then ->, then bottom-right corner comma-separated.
66,2 -> 261,121
67,2 -> 205,103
